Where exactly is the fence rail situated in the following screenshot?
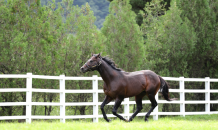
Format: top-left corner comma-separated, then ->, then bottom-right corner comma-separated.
0,73 -> 218,123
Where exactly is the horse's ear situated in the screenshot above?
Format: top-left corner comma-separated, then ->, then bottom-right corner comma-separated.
97,53 -> 101,58
91,53 -> 94,56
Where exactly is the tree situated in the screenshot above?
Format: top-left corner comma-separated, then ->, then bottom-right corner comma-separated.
101,0 -> 145,72
0,0 -> 106,118
108,0 -> 171,26
63,2 -> 106,116
141,0 -> 196,77
176,0 -> 218,111
73,0 -> 110,28
176,0 -> 218,78
141,0 -> 218,112
140,0 -> 197,113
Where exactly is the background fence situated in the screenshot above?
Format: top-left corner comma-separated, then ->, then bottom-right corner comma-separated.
0,73 -> 218,123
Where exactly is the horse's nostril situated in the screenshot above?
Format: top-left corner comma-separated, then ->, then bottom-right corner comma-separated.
80,67 -> 86,73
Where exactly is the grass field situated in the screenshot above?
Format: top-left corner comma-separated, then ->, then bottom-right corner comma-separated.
1,115 -> 218,130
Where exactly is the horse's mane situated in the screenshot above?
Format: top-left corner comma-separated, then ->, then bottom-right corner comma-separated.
101,56 -> 123,71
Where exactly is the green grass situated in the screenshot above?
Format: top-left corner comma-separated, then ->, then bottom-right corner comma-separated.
1,115 -> 218,130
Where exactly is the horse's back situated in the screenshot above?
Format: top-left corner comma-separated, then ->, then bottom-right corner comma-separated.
125,70 -> 159,82
122,70 -> 160,97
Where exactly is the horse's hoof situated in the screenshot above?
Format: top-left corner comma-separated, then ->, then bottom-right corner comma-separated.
128,118 -> 133,122
145,118 -> 149,122
107,119 -> 111,122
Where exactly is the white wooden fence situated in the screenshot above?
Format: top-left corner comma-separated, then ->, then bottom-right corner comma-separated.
0,73 -> 218,123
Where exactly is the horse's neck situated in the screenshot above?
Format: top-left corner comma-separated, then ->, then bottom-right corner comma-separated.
97,60 -> 119,85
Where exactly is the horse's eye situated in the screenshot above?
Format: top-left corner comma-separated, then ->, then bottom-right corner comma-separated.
90,60 -> 93,63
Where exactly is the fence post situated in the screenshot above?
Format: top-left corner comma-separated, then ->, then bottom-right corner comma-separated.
180,77 -> 185,117
92,75 -> 98,122
153,92 -> 158,120
60,75 -> 65,123
26,73 -> 32,123
124,98 -> 129,120
205,77 -> 210,114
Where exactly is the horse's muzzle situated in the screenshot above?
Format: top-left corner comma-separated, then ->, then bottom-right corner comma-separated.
80,67 -> 87,73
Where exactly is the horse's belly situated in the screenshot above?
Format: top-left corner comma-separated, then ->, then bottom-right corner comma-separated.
125,77 -> 146,97
125,84 -> 145,97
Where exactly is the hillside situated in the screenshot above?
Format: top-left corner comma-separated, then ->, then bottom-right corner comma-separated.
41,0 -> 110,28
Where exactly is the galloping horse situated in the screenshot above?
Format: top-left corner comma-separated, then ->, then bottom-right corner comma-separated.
80,53 -> 174,122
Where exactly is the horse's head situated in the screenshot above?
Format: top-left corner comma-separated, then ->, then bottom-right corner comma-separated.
80,53 -> 102,73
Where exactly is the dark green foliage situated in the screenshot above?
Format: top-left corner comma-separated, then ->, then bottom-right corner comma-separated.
141,0 -> 196,77
101,0 -> 145,72
0,0 -> 105,117
176,0 -> 218,78
141,0 -> 218,78
177,0 -> 218,111
141,0 -> 218,112
108,0 -> 171,26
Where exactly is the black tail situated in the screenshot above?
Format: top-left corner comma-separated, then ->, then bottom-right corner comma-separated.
158,76 -> 176,101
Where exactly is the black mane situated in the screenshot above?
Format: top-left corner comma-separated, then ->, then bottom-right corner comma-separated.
102,56 -> 122,71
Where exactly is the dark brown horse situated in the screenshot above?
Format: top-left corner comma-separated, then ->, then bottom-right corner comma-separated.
80,53 -> 174,122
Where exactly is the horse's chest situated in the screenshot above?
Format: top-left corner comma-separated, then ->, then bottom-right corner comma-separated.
104,89 -> 110,96
103,85 -> 112,96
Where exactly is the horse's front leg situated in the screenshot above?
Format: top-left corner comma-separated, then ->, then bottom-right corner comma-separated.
112,97 -> 128,122
101,95 -> 112,122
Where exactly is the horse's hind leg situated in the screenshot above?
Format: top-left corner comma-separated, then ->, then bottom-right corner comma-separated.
101,95 -> 112,122
112,97 -> 128,122
145,94 -> 158,122
129,97 -> 142,122
129,92 -> 146,122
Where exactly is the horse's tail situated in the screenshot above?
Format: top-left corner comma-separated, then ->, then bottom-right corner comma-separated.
158,76 -> 177,101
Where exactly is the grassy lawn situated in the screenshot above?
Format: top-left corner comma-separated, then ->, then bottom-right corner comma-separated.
0,115 -> 218,130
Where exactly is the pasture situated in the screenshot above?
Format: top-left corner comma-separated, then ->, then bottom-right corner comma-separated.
0,115 -> 218,130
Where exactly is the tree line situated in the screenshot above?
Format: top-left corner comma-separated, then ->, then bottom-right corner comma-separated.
0,0 -> 217,121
